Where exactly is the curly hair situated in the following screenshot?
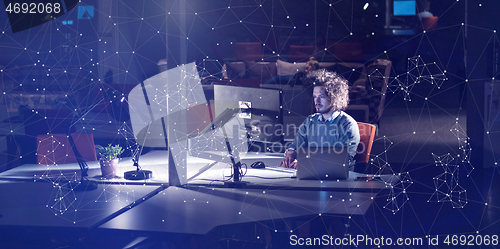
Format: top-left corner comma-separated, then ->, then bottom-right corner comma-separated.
308,69 -> 350,111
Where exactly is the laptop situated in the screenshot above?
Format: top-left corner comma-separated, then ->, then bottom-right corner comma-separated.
296,147 -> 350,180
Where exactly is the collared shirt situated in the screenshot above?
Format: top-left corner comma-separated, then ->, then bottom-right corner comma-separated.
288,111 -> 360,169
317,110 -> 341,123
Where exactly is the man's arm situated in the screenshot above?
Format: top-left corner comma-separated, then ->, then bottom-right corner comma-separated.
280,118 -> 310,168
280,149 -> 297,168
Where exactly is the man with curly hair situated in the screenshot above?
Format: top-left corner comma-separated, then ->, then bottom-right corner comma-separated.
281,69 -> 360,169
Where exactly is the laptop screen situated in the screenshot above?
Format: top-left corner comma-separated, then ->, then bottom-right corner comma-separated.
296,147 -> 350,180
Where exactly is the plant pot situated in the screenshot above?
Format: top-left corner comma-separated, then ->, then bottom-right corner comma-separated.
100,158 -> 119,178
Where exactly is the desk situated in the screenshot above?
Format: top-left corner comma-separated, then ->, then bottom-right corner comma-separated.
0,181 -> 160,229
0,150 -> 213,185
0,151 -> 390,245
0,150 -> 390,192
96,152 -> 388,234
99,185 -> 377,235
189,151 -> 390,192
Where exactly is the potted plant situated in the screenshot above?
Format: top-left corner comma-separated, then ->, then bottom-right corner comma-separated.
98,144 -> 124,178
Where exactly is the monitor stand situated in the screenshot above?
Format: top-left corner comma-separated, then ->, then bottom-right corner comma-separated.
124,143 -> 153,180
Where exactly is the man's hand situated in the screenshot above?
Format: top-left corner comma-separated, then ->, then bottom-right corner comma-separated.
280,150 -> 297,169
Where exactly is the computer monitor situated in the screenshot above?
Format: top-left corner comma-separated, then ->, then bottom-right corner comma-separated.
393,0 -> 416,16
213,85 -> 283,151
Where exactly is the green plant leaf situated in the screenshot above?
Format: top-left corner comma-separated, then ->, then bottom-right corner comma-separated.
99,144 -> 124,161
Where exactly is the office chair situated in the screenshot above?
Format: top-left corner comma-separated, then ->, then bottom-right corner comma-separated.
6,108 -> 76,169
422,16 -> 438,30
355,122 -> 376,173
37,133 -> 97,165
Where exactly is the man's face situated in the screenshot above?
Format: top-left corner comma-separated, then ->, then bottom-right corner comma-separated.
313,86 -> 332,114
305,63 -> 316,73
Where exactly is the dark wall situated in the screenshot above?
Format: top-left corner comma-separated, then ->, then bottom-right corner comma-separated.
0,0 -> 471,109
466,1 -> 500,166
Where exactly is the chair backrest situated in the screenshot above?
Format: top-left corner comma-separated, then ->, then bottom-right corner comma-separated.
356,122 -> 376,164
422,16 -> 438,30
37,133 -> 97,165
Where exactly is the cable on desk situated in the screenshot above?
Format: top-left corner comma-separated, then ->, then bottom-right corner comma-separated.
224,162 -> 247,182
